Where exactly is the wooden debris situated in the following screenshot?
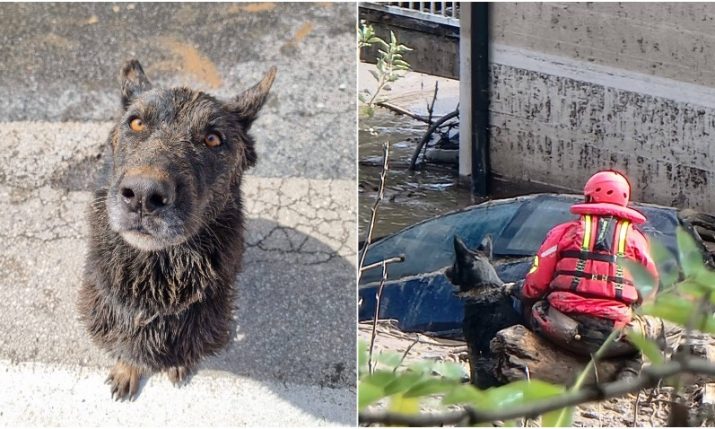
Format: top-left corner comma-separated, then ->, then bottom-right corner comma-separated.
487,324 -> 623,385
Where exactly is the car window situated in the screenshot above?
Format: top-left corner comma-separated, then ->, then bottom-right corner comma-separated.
360,200 -> 521,284
497,196 -> 578,256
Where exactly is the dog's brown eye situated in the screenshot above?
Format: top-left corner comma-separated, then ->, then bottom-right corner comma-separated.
204,133 -> 222,148
129,118 -> 145,132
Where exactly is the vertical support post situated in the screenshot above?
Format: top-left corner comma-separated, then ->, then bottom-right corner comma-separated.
458,4 -> 472,180
471,2 -> 490,197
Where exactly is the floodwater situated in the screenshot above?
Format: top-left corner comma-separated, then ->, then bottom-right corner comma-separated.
357,64 -> 563,240
358,109 -> 471,240
358,109 -> 562,240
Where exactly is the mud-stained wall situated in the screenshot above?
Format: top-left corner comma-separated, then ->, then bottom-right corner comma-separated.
492,2 -> 715,88
489,3 -> 715,213
489,47 -> 715,213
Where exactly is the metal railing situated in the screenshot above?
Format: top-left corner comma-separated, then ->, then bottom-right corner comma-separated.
385,2 -> 460,20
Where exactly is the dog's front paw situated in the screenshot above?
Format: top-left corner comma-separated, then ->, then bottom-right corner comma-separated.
166,365 -> 194,387
106,361 -> 143,401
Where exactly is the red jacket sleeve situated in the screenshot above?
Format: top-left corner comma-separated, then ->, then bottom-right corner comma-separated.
629,229 -> 659,305
522,222 -> 574,300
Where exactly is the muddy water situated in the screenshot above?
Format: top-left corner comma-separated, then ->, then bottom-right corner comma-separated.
358,109 -> 562,239
359,109 -> 470,240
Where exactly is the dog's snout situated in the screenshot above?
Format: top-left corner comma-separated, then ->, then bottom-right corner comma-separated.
119,174 -> 175,214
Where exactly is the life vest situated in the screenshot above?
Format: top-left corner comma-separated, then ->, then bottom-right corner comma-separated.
549,214 -> 640,305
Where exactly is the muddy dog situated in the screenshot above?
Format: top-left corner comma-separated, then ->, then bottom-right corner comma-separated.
445,235 -> 521,387
78,60 -> 276,400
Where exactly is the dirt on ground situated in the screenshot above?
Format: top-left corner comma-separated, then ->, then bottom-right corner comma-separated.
359,320 -> 715,427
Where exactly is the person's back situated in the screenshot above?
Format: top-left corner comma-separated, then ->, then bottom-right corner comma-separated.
516,170 -> 659,357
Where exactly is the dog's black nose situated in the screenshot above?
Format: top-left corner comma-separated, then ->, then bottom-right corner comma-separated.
119,174 -> 175,214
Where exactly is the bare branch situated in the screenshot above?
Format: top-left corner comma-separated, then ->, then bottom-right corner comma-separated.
360,255 -> 405,273
358,142 -> 390,279
409,110 -> 459,171
375,102 -> 431,123
368,259 -> 389,373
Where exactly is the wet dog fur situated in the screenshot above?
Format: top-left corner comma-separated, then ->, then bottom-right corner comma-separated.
446,235 -> 521,387
77,60 -> 276,400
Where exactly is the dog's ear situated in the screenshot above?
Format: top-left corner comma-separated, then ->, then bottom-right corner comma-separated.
453,236 -> 474,261
228,66 -> 277,129
119,60 -> 152,110
476,235 -> 493,261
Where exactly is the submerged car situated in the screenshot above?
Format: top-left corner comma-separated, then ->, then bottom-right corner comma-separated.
358,194 -> 713,338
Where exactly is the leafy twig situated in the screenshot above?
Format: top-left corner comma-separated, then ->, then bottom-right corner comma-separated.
359,357 -> 715,426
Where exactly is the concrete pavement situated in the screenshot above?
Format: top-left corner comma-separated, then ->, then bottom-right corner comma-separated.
0,3 -> 357,426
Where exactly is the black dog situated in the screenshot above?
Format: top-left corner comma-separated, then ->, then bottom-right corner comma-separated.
78,60 -> 276,400
445,235 -> 521,387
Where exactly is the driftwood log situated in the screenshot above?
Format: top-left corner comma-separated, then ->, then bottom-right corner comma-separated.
485,324 -> 625,386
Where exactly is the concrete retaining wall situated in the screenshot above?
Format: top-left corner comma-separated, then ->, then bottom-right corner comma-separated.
490,46 -> 715,211
492,2 -> 715,88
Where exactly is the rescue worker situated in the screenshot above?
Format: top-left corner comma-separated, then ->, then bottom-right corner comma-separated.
510,170 -> 670,378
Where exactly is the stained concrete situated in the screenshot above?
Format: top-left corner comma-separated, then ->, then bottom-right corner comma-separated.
489,44 -> 715,213
492,2 -> 715,88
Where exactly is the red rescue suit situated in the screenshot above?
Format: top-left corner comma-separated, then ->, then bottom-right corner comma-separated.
522,201 -> 658,326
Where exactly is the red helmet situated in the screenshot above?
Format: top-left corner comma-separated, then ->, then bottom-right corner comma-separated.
583,170 -> 631,206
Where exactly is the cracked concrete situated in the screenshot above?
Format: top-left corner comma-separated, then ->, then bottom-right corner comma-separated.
0,2 -> 357,425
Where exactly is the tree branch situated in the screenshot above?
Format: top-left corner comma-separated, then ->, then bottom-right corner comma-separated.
358,142 -> 390,279
375,102 -> 431,123
359,357 -> 715,426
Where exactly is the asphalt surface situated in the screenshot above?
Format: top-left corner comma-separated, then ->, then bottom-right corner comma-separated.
0,3 -> 357,426
0,2 -> 356,180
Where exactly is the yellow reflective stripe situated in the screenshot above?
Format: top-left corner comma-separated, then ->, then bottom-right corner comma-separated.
582,215 -> 593,250
529,256 -> 539,274
617,220 -> 630,256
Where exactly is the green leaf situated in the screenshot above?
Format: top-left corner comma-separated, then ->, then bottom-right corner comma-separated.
359,382 -> 385,410
490,380 -> 569,426
358,370 -> 400,409
679,278 -> 708,298
361,371 -> 399,388
389,393 -> 420,415
622,258 -> 657,298
368,69 -> 380,82
433,361 -> 468,381
702,316 -> 715,334
383,372 -> 425,396
374,351 -> 403,371
390,31 -> 397,46
650,239 -> 680,287
641,294 -> 695,325
548,407 -> 574,427
404,379 -> 461,398
677,227 -> 705,278
405,359 -> 437,375
358,340 -> 368,375
626,330 -> 664,364
694,268 -> 715,291
442,384 -> 490,408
